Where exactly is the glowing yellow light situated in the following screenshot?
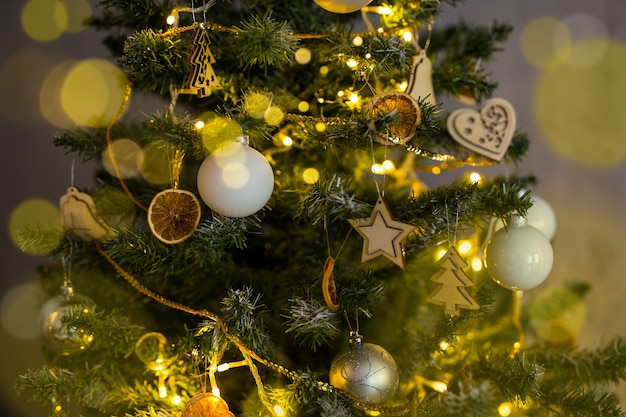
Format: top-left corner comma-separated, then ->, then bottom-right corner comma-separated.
513,341 -> 521,350
353,36 -> 363,46
54,405 -> 62,412
346,58 -> 358,68
365,53 -> 372,59
431,166 -> 441,175
61,58 -> 128,127
435,247 -> 447,261
172,395 -> 182,405
9,198 -> 62,255
282,136 -> 293,147
468,172 -> 482,183
315,122 -> 326,132
371,163 -> 384,175
368,411 -> 381,417
297,101 -> 310,112
498,402 -> 513,417
432,381 -> 448,393
302,168 -> 320,184
21,0 -> 68,42
166,14 -> 176,25
402,30 -> 413,42
439,341 -> 450,351
377,6 -> 392,15
222,163 -> 249,189
212,387 -> 221,397
471,257 -> 483,272
274,404 -> 286,417
399,81 -> 408,91
295,47 -> 312,64
382,159 -> 395,172
349,93 -> 359,103
320,65 -> 329,75
337,90 -> 345,97
102,138 -> 143,179
458,240 -> 472,254
159,385 -> 167,398
195,120 -> 205,129
217,363 -> 230,372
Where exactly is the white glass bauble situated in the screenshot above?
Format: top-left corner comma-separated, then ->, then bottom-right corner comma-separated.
38,286 -> 95,355
329,332 -> 399,404
197,139 -> 274,218
525,195 -> 556,241
314,0 -> 373,14
494,194 -> 557,241
485,215 -> 554,291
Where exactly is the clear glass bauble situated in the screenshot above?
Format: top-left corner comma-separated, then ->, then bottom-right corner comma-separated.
196,138 -> 274,218
485,215 -> 554,291
313,0 -> 373,13
38,286 -> 95,355
329,332 -> 399,404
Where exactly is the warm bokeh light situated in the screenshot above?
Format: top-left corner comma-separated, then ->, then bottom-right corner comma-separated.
315,122 -> 326,132
468,172 -> 482,184
302,168 -> 320,184
529,287 -> 585,347
560,13 -> 608,68
140,142 -> 172,185
102,138 -> 143,179
458,240 -> 472,254
295,47 -> 312,64
520,17 -> 570,68
40,60 -> 79,128
498,402 -> 513,417
222,162 -> 250,189
0,49 -> 55,124
61,0 -> 92,33
282,136 -> 293,147
200,116 -> 244,152
9,199 -> 62,255
534,39 -> 626,167
274,404 -> 286,417
470,257 -> 483,272
352,36 -> 363,46
297,101 -> 310,112
61,58 -> 128,127
21,0 -> 68,42
1,283 -> 40,340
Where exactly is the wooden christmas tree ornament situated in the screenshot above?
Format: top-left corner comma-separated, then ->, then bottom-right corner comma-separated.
348,197 -> 416,269
60,186 -> 114,242
446,97 -> 516,161
426,246 -> 479,315
182,25 -> 219,97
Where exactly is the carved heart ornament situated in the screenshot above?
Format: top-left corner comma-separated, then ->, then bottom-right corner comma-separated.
446,98 -> 516,161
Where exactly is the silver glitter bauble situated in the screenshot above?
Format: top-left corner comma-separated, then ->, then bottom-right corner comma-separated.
329,332 -> 399,404
38,285 -> 95,355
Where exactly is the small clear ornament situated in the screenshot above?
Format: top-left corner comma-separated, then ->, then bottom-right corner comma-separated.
38,284 -> 95,355
329,332 -> 399,404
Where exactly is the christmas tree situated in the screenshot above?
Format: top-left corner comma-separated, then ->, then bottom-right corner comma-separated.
13,1 -> 626,417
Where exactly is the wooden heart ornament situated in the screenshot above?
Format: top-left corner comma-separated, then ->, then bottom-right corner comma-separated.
446,98 -> 516,161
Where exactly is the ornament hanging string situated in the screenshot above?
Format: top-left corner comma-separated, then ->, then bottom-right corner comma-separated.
95,243 -> 409,414
105,82 -> 148,212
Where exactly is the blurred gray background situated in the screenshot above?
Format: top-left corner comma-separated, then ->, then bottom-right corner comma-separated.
2,1 -> 626,416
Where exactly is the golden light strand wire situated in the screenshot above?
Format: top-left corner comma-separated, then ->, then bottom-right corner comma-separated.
95,243 -> 410,414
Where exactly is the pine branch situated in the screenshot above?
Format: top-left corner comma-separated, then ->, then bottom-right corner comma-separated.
283,296 -> 340,351
296,175 -> 369,226
221,286 -> 273,357
232,13 -> 299,71
531,337 -> 626,387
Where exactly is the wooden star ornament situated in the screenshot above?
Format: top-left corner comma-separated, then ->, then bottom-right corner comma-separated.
348,197 -> 416,268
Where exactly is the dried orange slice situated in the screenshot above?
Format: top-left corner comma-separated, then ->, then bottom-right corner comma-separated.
322,256 -> 339,311
148,189 -> 201,244
368,92 -> 422,145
